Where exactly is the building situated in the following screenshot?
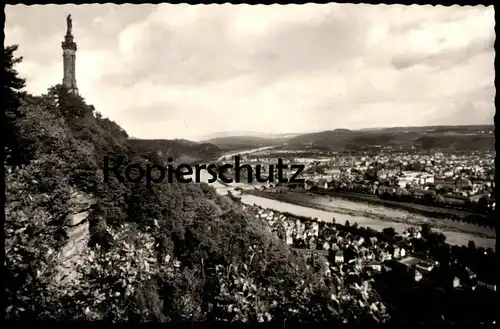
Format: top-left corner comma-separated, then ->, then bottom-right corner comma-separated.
334,251 -> 344,263
294,249 -> 329,265
294,249 -> 329,258
413,270 -> 423,282
399,256 -> 435,273
304,179 -> 314,190
419,175 -> 434,185
317,178 -> 328,189
477,280 -> 497,291
398,171 -> 434,187
355,237 -> 365,247
435,178 -> 456,190
393,247 -> 407,259
364,261 -> 382,272
61,14 -> 78,94
325,168 -> 341,178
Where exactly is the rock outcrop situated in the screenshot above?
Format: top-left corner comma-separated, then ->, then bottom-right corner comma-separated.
54,189 -> 95,285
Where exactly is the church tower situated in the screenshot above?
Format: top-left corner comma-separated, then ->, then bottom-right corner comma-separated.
61,14 -> 78,94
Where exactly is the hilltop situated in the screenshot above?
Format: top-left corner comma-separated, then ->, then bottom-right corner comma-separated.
287,125 -> 494,151
358,125 -> 494,134
205,125 -> 494,151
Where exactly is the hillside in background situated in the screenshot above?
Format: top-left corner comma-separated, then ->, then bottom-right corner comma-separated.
286,125 -> 495,151
202,125 -> 494,152
358,125 -> 494,134
129,138 -> 222,161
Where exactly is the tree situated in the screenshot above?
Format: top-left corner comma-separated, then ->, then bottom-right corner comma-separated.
423,191 -> 436,205
477,196 -> 489,213
4,44 -> 28,167
3,44 -> 26,115
5,153 -> 73,319
75,225 -> 168,321
434,194 -> 445,205
420,223 -> 432,238
314,166 -> 325,175
364,169 -> 378,182
468,240 -> 476,250
433,232 -> 446,245
382,227 -> 396,240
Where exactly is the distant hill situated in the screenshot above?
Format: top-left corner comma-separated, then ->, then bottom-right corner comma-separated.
134,125 -> 494,156
199,131 -> 300,140
358,125 -> 494,134
128,138 -> 222,161
287,125 -> 495,151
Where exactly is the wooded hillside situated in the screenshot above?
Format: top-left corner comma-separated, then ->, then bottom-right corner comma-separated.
4,44 -> 387,323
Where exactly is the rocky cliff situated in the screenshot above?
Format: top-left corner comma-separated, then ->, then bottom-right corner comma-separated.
54,189 -> 94,285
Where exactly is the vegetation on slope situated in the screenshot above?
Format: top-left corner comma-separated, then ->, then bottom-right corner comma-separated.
128,138 -> 222,162
4,44 -> 387,323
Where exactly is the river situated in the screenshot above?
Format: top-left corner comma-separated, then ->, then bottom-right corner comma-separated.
197,147 -> 495,249
216,146 -> 278,160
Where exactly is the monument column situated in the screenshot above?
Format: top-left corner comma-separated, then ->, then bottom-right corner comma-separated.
61,14 -> 78,94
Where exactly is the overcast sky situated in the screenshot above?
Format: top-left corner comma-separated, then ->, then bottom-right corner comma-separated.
5,4 -> 495,141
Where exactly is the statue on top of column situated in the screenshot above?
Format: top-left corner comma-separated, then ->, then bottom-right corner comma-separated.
66,14 -> 72,35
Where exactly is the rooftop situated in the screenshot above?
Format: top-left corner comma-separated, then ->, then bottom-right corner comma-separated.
399,256 -> 434,269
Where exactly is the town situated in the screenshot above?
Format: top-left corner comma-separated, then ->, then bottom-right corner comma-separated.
234,149 -> 494,203
247,204 -> 496,323
221,147 -> 495,226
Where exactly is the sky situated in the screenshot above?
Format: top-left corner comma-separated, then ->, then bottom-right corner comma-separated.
5,4 -> 495,141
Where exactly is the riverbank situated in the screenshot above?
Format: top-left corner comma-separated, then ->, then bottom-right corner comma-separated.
310,189 -> 487,222
243,190 -> 496,241
239,193 -> 495,249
